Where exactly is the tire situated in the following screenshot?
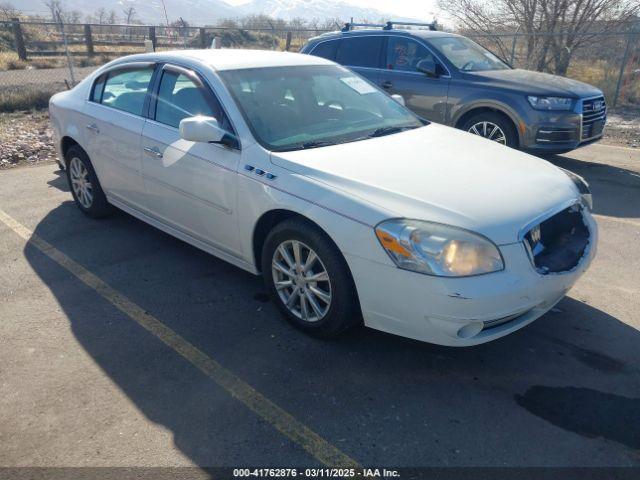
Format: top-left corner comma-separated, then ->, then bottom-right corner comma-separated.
65,145 -> 113,218
460,111 -> 518,149
261,218 -> 361,339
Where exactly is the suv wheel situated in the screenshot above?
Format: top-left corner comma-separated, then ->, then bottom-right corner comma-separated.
461,112 -> 518,148
261,218 -> 361,338
65,145 -> 113,218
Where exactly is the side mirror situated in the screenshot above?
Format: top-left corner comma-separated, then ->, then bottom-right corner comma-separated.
179,115 -> 226,143
416,58 -> 439,78
391,94 -> 405,106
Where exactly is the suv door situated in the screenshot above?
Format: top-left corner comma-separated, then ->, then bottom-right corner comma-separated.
379,37 -> 450,123
84,63 -> 155,208
140,64 -> 242,255
334,36 -> 384,86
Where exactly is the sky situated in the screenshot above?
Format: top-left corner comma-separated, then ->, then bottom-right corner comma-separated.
225,0 -> 445,23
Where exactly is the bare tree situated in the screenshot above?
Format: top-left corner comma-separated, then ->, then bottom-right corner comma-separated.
43,0 -> 64,22
95,7 -> 107,24
0,1 -> 18,20
107,9 -> 117,25
438,0 -> 639,74
123,6 -> 137,24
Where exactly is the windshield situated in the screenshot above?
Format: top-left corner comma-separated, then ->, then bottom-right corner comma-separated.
219,65 -> 423,152
430,36 -> 510,72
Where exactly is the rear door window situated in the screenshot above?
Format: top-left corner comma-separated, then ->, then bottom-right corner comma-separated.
336,37 -> 384,69
100,67 -> 154,116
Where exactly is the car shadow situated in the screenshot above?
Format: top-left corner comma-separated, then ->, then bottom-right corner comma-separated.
47,168 -> 68,192
23,202 -> 640,466
539,153 -> 640,219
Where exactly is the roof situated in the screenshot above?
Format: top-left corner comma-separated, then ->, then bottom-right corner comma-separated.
109,49 -> 334,71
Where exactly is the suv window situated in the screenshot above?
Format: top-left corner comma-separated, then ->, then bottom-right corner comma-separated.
99,67 -> 154,115
336,37 -> 383,69
311,40 -> 338,61
386,37 -> 435,72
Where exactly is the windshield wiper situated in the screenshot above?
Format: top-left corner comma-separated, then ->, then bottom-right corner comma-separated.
299,140 -> 337,149
367,125 -> 419,138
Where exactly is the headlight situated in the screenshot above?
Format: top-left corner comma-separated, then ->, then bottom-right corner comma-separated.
374,219 -> 504,277
562,168 -> 593,210
527,96 -> 573,111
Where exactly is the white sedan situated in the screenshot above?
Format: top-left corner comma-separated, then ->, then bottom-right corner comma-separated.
49,49 -> 597,346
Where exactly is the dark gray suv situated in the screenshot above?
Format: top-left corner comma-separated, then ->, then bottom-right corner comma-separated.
300,23 -> 606,154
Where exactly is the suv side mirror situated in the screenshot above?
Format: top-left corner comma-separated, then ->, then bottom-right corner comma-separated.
179,115 -> 238,148
416,58 -> 439,78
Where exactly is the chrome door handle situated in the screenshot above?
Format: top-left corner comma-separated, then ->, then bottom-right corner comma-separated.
143,146 -> 163,158
85,123 -> 99,133
381,81 -> 393,89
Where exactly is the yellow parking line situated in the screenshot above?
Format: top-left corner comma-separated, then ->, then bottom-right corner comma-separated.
0,208 -> 359,469
593,214 -> 640,228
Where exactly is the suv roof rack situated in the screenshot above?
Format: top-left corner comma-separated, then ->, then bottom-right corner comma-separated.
341,20 -> 438,32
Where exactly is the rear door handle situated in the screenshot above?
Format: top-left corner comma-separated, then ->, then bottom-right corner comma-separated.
143,146 -> 163,158
381,81 -> 393,89
85,123 -> 99,134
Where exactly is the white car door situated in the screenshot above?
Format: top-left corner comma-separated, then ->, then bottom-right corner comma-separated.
140,64 -> 242,256
83,64 -> 155,208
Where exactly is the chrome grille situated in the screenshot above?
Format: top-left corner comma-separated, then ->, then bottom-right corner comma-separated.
581,96 -> 606,140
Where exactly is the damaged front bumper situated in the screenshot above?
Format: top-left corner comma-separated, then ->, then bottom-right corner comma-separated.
345,206 -> 597,346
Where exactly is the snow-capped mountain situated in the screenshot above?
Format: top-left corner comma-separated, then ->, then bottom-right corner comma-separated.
238,0 -> 395,22
18,0 -> 424,24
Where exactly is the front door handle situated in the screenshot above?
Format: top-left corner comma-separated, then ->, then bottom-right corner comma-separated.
143,146 -> 163,158
85,123 -> 99,134
381,81 -> 393,89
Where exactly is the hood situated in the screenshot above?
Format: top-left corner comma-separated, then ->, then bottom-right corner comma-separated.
271,124 -> 580,245
467,69 -> 602,98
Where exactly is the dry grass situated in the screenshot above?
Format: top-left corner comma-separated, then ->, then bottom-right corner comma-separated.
0,84 -> 64,112
0,49 -> 127,71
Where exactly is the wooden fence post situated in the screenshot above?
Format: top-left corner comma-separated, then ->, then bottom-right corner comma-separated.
199,28 -> 207,48
84,24 -> 94,56
149,26 -> 156,51
11,18 -> 27,60
284,31 -> 292,51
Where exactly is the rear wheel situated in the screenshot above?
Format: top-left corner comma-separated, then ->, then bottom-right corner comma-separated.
461,112 -> 518,148
65,145 -> 113,218
262,218 -> 361,338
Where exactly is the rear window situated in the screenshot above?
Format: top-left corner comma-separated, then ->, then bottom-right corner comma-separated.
336,37 -> 384,69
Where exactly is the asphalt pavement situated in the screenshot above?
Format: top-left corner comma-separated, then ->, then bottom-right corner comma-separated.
0,143 -> 638,473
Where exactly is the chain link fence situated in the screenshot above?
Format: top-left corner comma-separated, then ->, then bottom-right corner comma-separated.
1,19 -> 639,112
0,19 -> 332,111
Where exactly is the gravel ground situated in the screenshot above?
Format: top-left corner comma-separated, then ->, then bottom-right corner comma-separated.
606,109 -> 640,148
0,109 -> 637,170
0,111 -> 56,169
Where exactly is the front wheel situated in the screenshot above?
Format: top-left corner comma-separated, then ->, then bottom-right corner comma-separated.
261,219 -> 361,338
461,112 -> 518,148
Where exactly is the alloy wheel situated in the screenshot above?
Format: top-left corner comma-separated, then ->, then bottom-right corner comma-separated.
271,240 -> 332,322
69,157 -> 93,208
467,121 -> 507,145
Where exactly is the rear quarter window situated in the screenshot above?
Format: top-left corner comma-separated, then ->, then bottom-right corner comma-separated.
310,40 -> 338,61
